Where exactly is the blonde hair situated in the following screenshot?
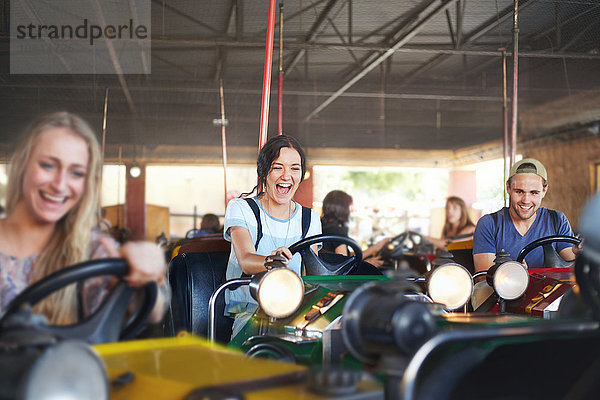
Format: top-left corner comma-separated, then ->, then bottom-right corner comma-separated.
6,112 -> 102,324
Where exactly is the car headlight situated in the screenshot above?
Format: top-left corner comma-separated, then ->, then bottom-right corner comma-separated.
249,268 -> 304,318
0,340 -> 108,400
487,261 -> 529,300
427,263 -> 473,310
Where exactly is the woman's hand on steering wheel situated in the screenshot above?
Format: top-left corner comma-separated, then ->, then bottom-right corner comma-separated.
271,247 -> 293,263
99,237 -> 167,288
99,237 -> 168,322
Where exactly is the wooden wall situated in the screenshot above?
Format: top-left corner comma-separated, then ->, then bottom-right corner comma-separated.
104,204 -> 170,241
523,136 -> 600,231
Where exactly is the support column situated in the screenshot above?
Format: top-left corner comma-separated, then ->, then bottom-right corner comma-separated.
448,170 -> 476,206
125,163 -> 146,241
294,166 -> 314,208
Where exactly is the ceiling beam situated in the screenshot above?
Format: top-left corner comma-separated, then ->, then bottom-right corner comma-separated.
251,0 -> 328,39
399,0 -> 536,86
303,0 -> 459,122
0,81 -> 504,102
93,0 -> 136,113
150,0 -> 220,34
326,16 -> 360,66
284,0 -> 339,75
144,38 -> 600,60
235,0 -> 244,41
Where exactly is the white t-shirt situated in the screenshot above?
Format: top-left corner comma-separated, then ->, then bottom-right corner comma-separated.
223,196 -> 322,312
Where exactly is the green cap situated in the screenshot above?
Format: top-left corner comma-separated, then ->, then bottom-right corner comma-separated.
508,158 -> 547,182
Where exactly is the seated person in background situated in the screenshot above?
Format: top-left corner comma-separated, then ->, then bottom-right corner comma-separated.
224,135 -> 321,337
98,207 -> 112,233
320,190 -> 390,267
428,196 -> 475,250
0,112 -> 169,325
473,158 -> 578,274
194,213 -> 221,237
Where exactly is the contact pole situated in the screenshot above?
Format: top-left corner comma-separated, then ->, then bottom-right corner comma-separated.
99,87 -> 109,221
219,79 -> 229,209
258,0 -> 277,149
510,0 -> 519,166
101,87 -> 108,162
502,48 -> 509,204
277,2 -> 284,135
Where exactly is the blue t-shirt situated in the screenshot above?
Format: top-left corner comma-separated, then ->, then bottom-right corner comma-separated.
473,207 -> 573,267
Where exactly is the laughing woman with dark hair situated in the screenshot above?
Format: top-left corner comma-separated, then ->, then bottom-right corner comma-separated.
223,134 -> 321,336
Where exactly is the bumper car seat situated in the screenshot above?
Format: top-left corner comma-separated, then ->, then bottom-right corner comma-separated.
167,250 -> 233,343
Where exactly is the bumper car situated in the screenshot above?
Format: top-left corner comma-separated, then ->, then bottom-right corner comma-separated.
0,256 -> 384,399
197,234 -> 477,367
376,231 -> 436,274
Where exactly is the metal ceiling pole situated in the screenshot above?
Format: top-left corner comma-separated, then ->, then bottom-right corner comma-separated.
502,49 -> 509,204
510,0 -> 519,166
219,79 -> 229,209
259,0 -> 277,149
99,87 -> 109,221
101,87 -> 109,162
277,2 -> 284,136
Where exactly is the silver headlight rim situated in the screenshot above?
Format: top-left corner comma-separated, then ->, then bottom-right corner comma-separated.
20,340 -> 108,400
427,262 -> 474,310
492,261 -> 529,300
252,267 -> 304,319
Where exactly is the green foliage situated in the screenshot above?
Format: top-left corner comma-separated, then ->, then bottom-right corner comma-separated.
344,171 -> 425,199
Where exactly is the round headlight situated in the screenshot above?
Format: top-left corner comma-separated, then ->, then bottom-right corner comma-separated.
251,268 -> 304,318
21,340 -> 108,400
492,261 -> 529,300
428,263 -> 473,310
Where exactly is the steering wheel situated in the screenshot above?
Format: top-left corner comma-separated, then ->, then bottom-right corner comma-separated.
378,231 -> 432,260
516,235 -> 581,268
288,234 -> 363,276
0,258 -> 157,345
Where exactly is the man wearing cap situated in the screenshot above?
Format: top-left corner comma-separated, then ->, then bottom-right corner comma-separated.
473,158 -> 578,273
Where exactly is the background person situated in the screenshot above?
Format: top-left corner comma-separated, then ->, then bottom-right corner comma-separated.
428,196 -> 475,250
0,112 -> 169,325
194,213 -> 221,237
320,190 -> 390,267
223,134 -> 321,336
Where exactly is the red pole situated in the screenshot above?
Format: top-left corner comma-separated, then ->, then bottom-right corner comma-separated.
259,0 -> 277,149
277,2 -> 284,135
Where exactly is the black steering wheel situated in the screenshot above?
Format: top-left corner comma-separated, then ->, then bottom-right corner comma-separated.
0,258 -> 157,344
288,234 -> 363,276
516,235 -> 581,268
378,231 -> 432,260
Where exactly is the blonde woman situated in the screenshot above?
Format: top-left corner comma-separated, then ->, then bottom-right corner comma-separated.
0,112 -> 168,325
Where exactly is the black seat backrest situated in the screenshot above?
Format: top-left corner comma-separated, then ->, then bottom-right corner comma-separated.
167,251 -> 233,343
